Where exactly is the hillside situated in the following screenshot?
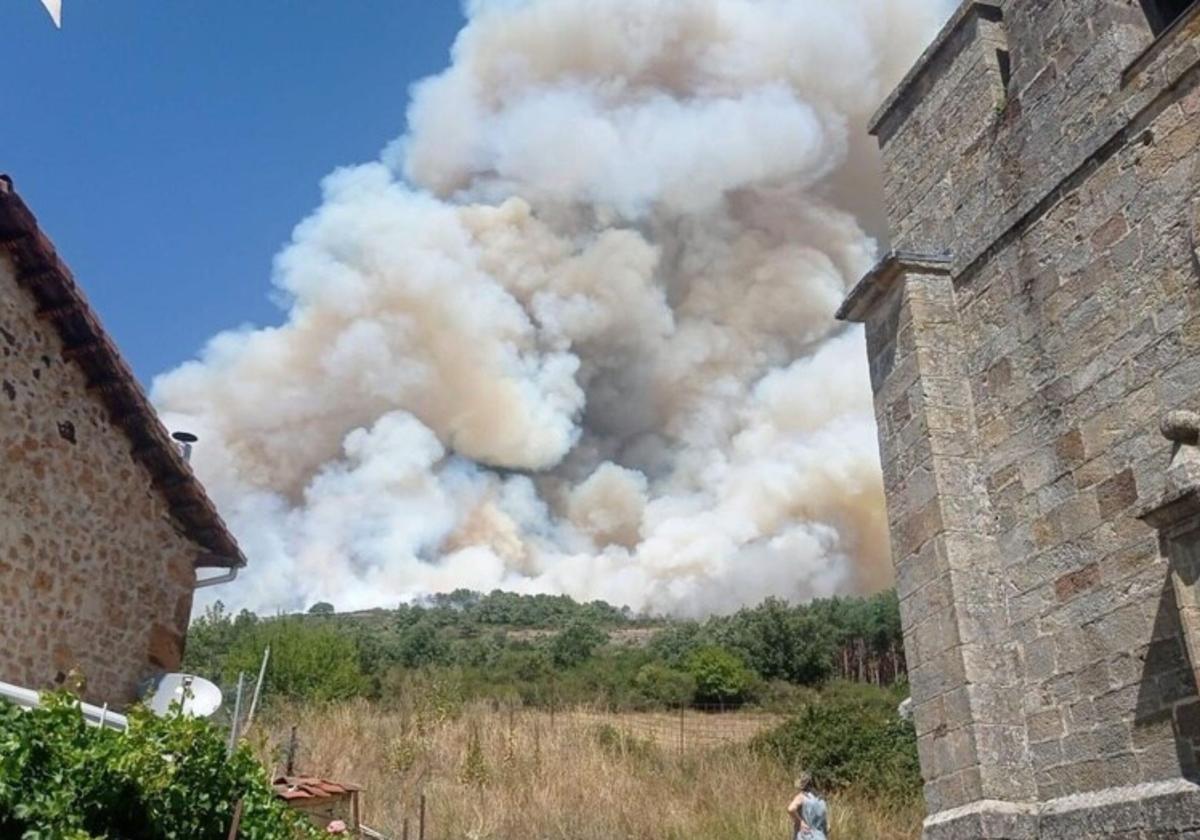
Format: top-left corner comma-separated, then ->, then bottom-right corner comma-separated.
183,589 -> 906,711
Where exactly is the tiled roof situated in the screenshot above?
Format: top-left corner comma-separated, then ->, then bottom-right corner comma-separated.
273,776 -> 363,801
0,174 -> 245,569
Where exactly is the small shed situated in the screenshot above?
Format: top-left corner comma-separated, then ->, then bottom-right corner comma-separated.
273,775 -> 362,832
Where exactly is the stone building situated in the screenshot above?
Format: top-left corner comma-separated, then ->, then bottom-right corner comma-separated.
838,1 -> 1200,837
0,175 -> 244,707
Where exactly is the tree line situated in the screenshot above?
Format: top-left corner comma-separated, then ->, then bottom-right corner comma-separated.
184,589 -> 905,710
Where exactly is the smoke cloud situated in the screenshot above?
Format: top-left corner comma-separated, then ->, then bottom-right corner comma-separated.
155,0 -> 948,616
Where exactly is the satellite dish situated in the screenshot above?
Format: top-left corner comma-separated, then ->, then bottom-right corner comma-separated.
144,673 -> 223,718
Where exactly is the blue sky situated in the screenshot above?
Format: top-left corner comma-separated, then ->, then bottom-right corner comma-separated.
3,0 -> 465,380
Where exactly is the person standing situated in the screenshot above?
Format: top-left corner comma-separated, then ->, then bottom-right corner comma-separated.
787,773 -> 828,840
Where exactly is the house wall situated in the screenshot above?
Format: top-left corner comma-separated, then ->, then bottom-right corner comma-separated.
852,0 -> 1200,835
0,254 -> 198,706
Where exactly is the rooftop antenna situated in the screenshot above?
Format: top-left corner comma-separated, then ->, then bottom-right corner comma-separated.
39,0 -> 62,27
172,431 -> 198,463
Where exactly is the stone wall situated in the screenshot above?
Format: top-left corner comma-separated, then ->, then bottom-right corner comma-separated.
875,0 -> 1195,267
960,84 -> 1200,803
0,254 -> 198,706
844,0 -> 1200,835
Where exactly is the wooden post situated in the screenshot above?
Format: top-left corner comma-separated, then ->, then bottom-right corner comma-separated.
226,799 -> 244,840
418,793 -> 427,840
285,725 -> 298,776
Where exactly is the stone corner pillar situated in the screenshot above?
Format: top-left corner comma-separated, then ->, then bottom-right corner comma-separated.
840,251 -> 1038,839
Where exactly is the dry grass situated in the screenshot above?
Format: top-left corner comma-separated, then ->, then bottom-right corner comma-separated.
560,708 -> 782,750
260,700 -> 922,840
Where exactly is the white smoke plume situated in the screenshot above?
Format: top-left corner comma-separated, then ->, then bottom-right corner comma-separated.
155,0 -> 949,617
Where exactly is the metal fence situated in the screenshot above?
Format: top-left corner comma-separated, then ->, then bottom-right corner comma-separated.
553,704 -> 782,752
276,703 -> 783,838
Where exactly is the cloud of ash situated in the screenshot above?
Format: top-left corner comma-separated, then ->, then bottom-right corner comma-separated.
155,0 -> 949,617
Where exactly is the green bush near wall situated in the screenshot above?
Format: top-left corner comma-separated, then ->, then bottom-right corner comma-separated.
752,682 -> 921,803
0,692 -> 313,840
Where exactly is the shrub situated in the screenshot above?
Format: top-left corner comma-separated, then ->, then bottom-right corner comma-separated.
752,683 -> 921,802
386,668 -> 466,725
548,619 -> 608,668
685,646 -> 755,706
755,679 -> 820,712
0,692 -> 313,839
387,730 -> 424,774
634,663 -> 696,709
396,620 -> 452,669
591,724 -> 658,762
459,721 -> 490,786
223,616 -> 369,703
645,621 -> 705,667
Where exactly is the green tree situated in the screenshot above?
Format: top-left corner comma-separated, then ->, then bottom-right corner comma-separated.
646,621 -> 704,667
308,601 -> 335,615
633,663 -> 696,708
184,603 -> 261,679
549,619 -> 607,668
501,649 -> 554,683
718,597 -> 835,685
224,617 -> 368,702
397,620 -> 452,668
685,646 -> 755,706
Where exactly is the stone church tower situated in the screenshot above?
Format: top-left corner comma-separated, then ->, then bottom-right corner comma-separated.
839,1 -> 1200,836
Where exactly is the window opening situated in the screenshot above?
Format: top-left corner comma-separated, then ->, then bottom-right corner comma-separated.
995,49 -> 1012,89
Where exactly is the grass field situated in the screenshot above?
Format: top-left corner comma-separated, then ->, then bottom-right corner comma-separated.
260,700 -> 923,840
560,707 -> 783,750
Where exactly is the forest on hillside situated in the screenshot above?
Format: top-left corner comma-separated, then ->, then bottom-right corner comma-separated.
184,589 -> 906,711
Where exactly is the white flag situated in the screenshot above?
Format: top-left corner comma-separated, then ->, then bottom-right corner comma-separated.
40,0 -> 62,27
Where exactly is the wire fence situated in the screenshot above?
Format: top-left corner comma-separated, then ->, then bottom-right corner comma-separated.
272,703 -> 786,838
552,704 -> 783,752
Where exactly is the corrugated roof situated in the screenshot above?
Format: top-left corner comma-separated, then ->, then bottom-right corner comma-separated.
0,174 -> 245,569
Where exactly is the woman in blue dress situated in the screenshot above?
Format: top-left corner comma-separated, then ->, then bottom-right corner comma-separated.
787,773 -> 829,840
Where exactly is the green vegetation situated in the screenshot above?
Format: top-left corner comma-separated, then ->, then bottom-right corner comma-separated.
548,619 -> 608,668
171,588 -> 918,836
0,691 -> 311,840
753,682 -> 921,802
185,589 -> 905,711
632,663 -> 695,708
218,609 -> 362,700
686,646 -> 756,705
0,591 -> 912,839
